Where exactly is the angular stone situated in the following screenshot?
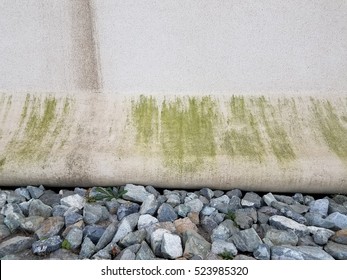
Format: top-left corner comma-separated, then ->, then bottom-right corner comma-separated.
161,233 -> 183,259
331,229 -> 347,245
234,208 -> 257,229
65,227 -> 83,249
211,220 -> 239,241
269,215 -> 308,237
288,203 -> 310,214
241,192 -> 262,208
157,203 -> 177,222
35,216 -> 64,239
324,241 -> 347,260
174,217 -> 198,234
117,202 -> 140,220
213,190 -> 224,198
119,229 -> 147,247
95,222 -> 118,251
19,216 -> 45,233
123,184 -> 151,203
230,228 -> 262,253
136,241 -> 156,260
183,230 -> 211,259
201,206 -> 215,216
309,198 -> 329,217
263,193 -> 277,206
305,212 -> 335,229
83,204 -> 108,225
79,237 -> 96,259
32,236 -> 62,255
211,240 -> 237,256
139,194 -> 158,215
65,211 -> 83,227
0,224 -> 11,241
52,205 -> 69,217
325,212 -> 347,230
253,243 -> 270,260
292,193 -> 304,204
28,199 -> 52,217
145,186 -> 160,197
0,236 -> 35,258
327,198 -> 347,215
210,195 -> 230,208
15,188 -> 31,200
185,198 -> 203,213
176,204 -> 191,217
39,190 -> 61,207
1,203 -> 23,216
83,225 -> 105,244
60,194 -> 85,210
105,199 -> 119,215
307,226 -> 334,245
115,248 -> 136,260
111,213 -> 139,243
279,207 -> 306,224
200,215 -> 219,234
27,186 -> 44,199
264,228 -> 298,246
150,228 -> 170,256
166,193 -> 181,207
274,195 -> 295,205
200,188 -> 214,200
4,212 -> 24,232
271,245 -> 334,260
297,235 -> 320,247
226,189 -> 243,198
137,214 -> 159,230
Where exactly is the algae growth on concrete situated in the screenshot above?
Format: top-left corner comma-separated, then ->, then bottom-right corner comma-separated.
3,94 -> 72,163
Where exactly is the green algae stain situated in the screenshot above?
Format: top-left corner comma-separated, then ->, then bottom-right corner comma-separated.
161,96 -> 217,172
256,96 -> 296,163
132,96 -> 217,172
311,98 -> 347,160
222,96 -> 265,162
132,95 -> 159,146
6,95 -> 72,162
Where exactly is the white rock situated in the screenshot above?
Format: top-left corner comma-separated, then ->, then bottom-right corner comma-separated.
60,194 -> 85,210
161,233 -> 183,259
123,184 -> 151,203
138,214 -> 159,230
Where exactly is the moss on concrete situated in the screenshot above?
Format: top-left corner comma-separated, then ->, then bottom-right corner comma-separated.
311,98 -> 347,160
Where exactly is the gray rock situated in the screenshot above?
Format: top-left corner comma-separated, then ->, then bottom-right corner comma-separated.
27,186 -> 44,199
35,216 -> 65,239
19,216 -> 45,233
258,206 -> 279,216
253,243 -> 270,260
288,203 -> 310,214
228,196 -> 242,212
271,245 -> 334,260
297,235 -> 320,247
0,192 -> 7,208
307,226 -> 334,245
139,194 -> 158,215
39,190 -> 61,207
183,230 -> 211,259
105,199 -> 119,215
60,194 -> 85,210
230,228 -> 263,253
201,206 -> 215,216
49,249 -> 79,260
166,193 -> 181,207
241,192 -> 262,208
269,215 -> 308,237
325,212 -> 347,230
226,189 -> 243,198
28,199 -> 52,217
309,198 -> 329,217
65,227 -> 83,249
4,212 -> 24,232
213,190 -> 224,198
324,241 -> 347,260
0,224 -> 11,241
15,188 -> 31,200
176,204 -> 191,217
264,228 -> 298,246
123,184 -> 151,203
263,193 -> 277,206
150,228 -> 171,256
0,236 -> 35,258
273,195 -> 295,205
32,236 -> 62,255
79,237 -> 96,259
280,207 -> 307,224
234,211 -> 253,229
138,214 -> 159,230
6,192 -> 26,204
52,205 -> 69,216
200,215 -> 219,234
18,201 -> 31,216
64,211 -> 83,227
292,193 -> 304,204
112,213 -> 139,243
119,229 -> 147,247
91,248 -> 112,260
210,195 -> 230,208
304,195 -> 315,205
211,240 -> 238,256
185,198 -> 203,213
95,222 -> 118,251
233,255 -> 256,260
157,203 -> 177,222
200,188 -> 214,200
332,194 -> 347,204
145,186 -> 160,197
1,203 -> 23,216
161,233 -> 183,259
327,198 -> 347,215
211,220 -> 239,241
83,225 -> 105,244
270,201 -> 290,211
115,248 -> 136,260
83,203 -> 108,225
305,212 -> 335,229
136,241 -> 156,260
117,202 -> 140,220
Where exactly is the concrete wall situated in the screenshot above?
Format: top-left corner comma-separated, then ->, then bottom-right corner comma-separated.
0,1 -> 346,193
